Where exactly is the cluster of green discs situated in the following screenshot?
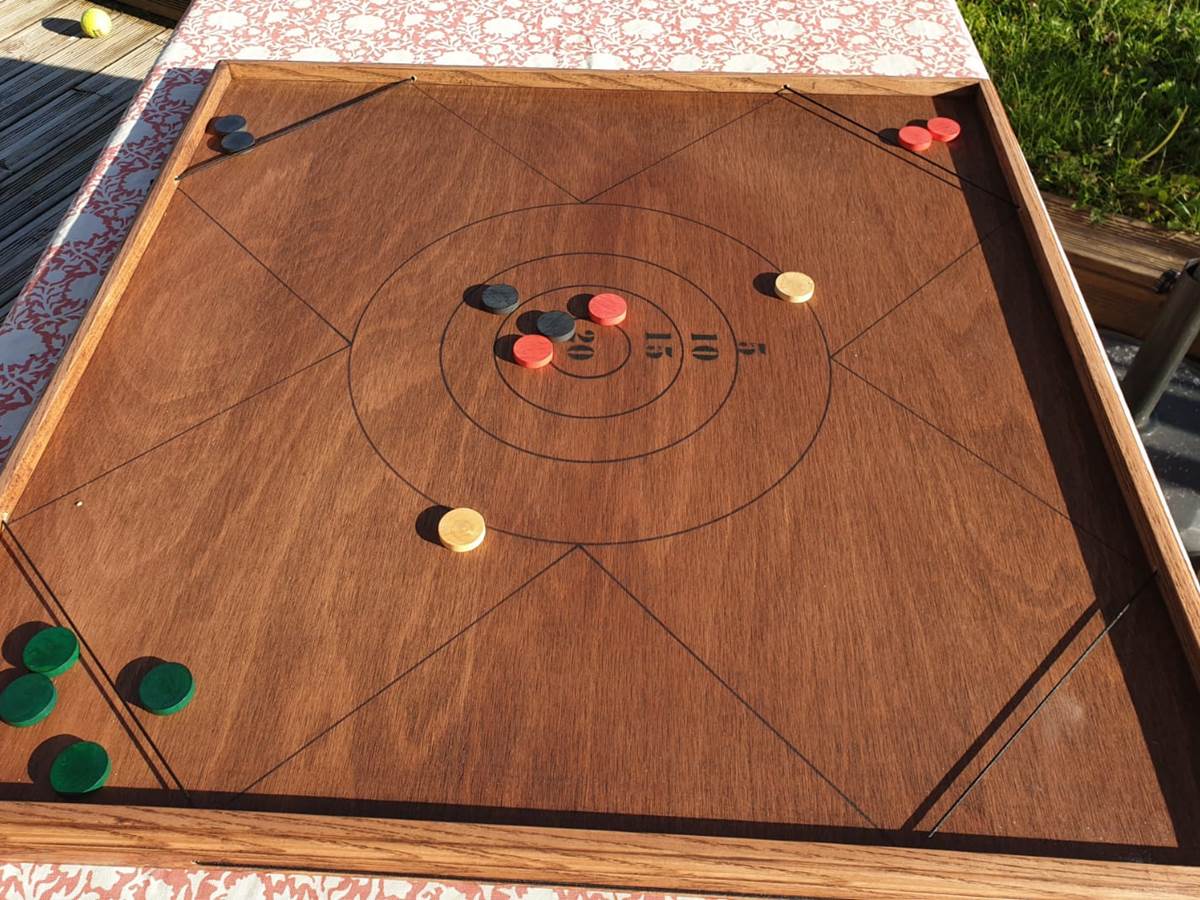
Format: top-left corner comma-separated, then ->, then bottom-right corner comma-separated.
0,625 -> 110,795
0,626 -> 79,728
1,623 -> 195,796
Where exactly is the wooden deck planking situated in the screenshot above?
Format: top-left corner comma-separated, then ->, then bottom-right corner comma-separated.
0,13 -> 164,125
0,0 -> 170,316
0,0 -> 74,38
0,200 -> 73,308
0,1 -> 79,86
1042,193 -> 1200,356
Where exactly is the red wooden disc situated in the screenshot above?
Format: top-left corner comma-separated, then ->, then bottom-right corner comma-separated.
513,334 -> 554,369
927,116 -> 961,143
588,292 -> 628,327
898,125 -> 932,152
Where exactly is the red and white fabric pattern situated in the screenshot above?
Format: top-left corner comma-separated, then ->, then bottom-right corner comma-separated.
0,864 -> 741,900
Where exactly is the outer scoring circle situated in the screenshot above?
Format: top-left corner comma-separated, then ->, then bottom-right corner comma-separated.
442,253 -> 739,462
349,203 -> 832,545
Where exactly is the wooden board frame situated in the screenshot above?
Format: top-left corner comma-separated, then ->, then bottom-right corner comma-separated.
2,62 -> 1199,897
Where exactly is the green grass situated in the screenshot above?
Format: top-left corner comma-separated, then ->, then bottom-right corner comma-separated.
960,0 -> 1200,233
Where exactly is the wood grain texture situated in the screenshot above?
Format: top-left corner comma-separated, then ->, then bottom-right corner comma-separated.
419,83 -> 771,200
5,68 -> 1200,888
780,88 -> 1013,200
591,366 -> 1143,829
0,0 -> 73,37
0,14 -> 161,144
225,60 -> 978,95
244,549 -> 870,829
0,0 -> 159,96
839,220 -> 1142,555
349,202 -> 828,543
0,530 -> 171,803
4,803 -> 1200,900
14,194 -> 346,516
594,92 -> 1009,351
0,62 -> 229,522
974,82 -> 1200,687
938,585 -> 1200,856
180,79 -> 572,336
186,78 -> 380,168
903,601 -> 1112,832
11,353 -> 570,796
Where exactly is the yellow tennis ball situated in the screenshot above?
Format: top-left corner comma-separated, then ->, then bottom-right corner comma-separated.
80,8 -> 112,38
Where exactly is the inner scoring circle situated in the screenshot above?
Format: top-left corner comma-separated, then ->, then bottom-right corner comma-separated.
352,202 -> 833,544
439,251 -> 742,464
552,325 -> 632,380
494,284 -> 681,420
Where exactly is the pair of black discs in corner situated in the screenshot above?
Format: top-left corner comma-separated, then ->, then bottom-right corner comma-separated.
211,114 -> 255,155
479,284 -> 576,342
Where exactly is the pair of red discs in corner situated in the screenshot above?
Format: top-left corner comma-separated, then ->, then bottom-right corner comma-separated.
898,116 -> 961,152
513,293 -> 628,369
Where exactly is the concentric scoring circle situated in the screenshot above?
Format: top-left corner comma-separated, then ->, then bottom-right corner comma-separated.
350,204 -> 831,543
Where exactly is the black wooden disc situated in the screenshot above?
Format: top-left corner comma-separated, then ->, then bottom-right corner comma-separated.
211,114 -> 247,136
481,283 -> 519,315
220,130 -> 256,155
537,310 -> 576,343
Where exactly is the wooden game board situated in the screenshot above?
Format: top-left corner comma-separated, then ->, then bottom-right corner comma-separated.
3,63 -> 1200,898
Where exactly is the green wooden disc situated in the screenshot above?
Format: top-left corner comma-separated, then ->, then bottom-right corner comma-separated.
0,672 -> 56,727
49,740 -> 110,794
22,627 -> 79,678
138,662 -> 195,715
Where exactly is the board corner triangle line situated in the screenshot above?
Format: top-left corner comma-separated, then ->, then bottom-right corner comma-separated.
235,538 -> 873,829
420,81 -> 776,203
775,90 -> 1016,210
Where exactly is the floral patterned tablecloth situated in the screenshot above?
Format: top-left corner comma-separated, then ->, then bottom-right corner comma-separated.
1,0 -> 984,893
1,864 -> 738,900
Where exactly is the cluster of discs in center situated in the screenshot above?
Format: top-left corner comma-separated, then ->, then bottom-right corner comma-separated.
479,283 -> 629,369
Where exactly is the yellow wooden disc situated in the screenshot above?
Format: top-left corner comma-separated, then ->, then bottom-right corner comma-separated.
438,507 -> 486,552
774,271 -> 815,304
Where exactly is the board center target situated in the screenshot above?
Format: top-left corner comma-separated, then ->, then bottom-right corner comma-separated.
350,204 -> 831,543
444,253 -> 738,458
493,284 -> 686,421
549,293 -> 633,380
553,322 -> 632,379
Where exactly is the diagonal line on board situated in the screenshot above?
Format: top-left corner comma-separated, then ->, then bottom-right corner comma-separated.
779,87 -> 1017,206
235,545 -> 584,797
925,572 -> 1157,836
3,523 -> 192,801
11,348 -> 348,523
413,84 -> 582,202
582,93 -> 782,203
577,545 -> 883,830
899,598 -> 1109,830
831,211 -> 1014,359
835,358 -> 1142,566
178,187 -> 351,344
177,77 -> 415,181
775,91 -> 963,195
